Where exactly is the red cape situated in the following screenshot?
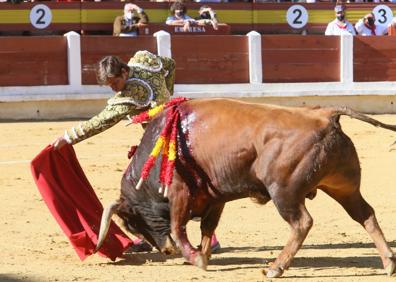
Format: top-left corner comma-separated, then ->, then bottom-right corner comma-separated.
31,144 -> 133,261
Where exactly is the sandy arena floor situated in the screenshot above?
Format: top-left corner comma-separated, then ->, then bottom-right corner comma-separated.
1,114 -> 396,282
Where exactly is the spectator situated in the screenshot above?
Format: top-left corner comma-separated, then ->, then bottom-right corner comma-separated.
355,13 -> 388,36
325,5 -> 356,36
195,5 -> 219,30
388,17 -> 396,36
166,1 -> 196,32
113,3 -> 148,37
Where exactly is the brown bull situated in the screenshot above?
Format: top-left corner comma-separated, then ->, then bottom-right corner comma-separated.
97,98 -> 396,278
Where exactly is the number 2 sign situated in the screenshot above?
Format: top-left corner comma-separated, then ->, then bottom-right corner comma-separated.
287,5 -> 308,29
30,4 -> 52,29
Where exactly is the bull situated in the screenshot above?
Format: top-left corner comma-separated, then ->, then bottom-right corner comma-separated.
96,98 -> 396,278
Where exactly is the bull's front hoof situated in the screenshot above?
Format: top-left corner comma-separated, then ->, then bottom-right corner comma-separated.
193,253 -> 208,271
385,259 -> 396,276
263,267 -> 284,278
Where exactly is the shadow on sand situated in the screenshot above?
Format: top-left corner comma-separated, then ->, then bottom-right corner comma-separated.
104,240 -> 395,278
0,274 -> 39,282
217,240 -> 396,253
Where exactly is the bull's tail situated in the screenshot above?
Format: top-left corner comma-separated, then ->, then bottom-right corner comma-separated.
332,107 -> 396,132
94,202 -> 119,253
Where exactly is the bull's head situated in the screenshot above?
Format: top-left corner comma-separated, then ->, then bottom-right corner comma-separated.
95,117 -> 179,255
95,199 -> 177,255
117,200 -> 177,255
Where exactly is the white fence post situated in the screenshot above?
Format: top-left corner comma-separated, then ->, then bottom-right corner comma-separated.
154,30 -> 172,58
64,31 -> 82,87
247,31 -> 263,84
340,35 -> 353,84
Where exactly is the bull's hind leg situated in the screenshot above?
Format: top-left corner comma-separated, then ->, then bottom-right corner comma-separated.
265,190 -> 313,278
323,185 -> 396,276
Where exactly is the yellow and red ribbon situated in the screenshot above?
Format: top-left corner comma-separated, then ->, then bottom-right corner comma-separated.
131,97 -> 188,124
132,97 -> 188,195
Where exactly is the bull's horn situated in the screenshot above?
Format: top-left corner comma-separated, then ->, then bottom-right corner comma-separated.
95,202 -> 118,253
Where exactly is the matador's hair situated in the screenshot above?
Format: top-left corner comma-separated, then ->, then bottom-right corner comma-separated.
96,56 -> 130,85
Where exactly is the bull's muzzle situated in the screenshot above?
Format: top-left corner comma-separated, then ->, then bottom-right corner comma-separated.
160,235 -> 179,255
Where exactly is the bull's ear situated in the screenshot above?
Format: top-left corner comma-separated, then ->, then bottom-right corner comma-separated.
152,202 -> 170,220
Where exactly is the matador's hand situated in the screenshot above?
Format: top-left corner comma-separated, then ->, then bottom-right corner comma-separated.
52,136 -> 68,150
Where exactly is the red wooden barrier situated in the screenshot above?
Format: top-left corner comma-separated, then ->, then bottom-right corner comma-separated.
81,36 -> 157,85
0,36 -> 68,86
354,36 -> 396,82
7,35 -> 396,87
171,35 -> 249,84
262,35 -> 340,83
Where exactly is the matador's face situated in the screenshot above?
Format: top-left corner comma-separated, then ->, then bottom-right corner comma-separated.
106,68 -> 128,92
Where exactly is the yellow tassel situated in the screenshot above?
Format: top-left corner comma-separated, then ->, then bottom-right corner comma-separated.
148,104 -> 165,118
168,141 -> 177,161
151,136 -> 165,157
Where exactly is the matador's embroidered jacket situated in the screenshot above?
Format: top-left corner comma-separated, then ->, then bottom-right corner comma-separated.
64,50 -> 176,145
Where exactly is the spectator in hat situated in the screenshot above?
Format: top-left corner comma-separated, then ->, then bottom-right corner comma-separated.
113,3 -> 148,37
325,5 -> 356,36
355,13 -> 388,36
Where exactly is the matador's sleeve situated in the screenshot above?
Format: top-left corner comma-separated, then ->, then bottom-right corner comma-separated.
64,79 -> 152,145
64,103 -> 133,145
159,56 -> 176,96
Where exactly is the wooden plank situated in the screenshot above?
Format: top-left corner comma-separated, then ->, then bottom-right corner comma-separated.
81,36 -> 157,85
263,50 -> 339,64
262,35 -> 339,49
263,63 -> 339,82
171,35 -> 249,84
354,37 -> 396,82
262,35 -> 339,82
0,37 -> 68,86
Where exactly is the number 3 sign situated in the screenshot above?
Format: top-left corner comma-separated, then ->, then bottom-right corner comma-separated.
30,4 -> 52,29
287,5 -> 308,29
372,5 -> 393,26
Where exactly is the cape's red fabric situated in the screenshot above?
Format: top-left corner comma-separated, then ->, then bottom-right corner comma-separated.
31,144 -> 133,261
